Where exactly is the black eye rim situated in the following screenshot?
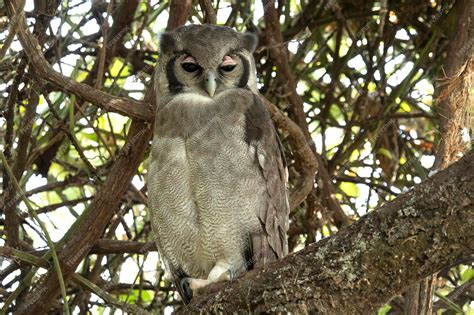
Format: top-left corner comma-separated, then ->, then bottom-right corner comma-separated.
181,62 -> 202,72
220,64 -> 236,72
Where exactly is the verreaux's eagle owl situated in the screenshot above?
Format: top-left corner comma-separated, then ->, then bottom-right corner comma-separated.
148,24 -> 289,302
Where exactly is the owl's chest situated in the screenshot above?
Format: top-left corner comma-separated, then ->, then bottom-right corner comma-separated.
149,92 -> 265,275
155,92 -> 250,139
152,92 -> 262,215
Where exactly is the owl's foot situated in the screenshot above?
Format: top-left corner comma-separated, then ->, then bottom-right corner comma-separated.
207,261 -> 234,282
182,262 -> 234,295
179,277 -> 194,302
179,277 -> 214,301
179,262 -> 234,302
187,278 -> 212,291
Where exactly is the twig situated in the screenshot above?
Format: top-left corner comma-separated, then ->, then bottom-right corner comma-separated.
4,0 -> 152,121
0,151 -> 70,315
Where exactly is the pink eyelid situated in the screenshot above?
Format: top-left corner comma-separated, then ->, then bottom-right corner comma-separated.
182,55 -> 196,63
222,55 -> 236,66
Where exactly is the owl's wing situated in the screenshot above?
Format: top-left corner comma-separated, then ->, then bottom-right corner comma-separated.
245,95 -> 289,268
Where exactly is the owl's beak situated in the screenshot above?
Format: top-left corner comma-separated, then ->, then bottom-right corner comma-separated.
204,70 -> 217,98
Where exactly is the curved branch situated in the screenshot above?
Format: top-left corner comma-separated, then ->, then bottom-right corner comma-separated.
261,97 -> 318,210
180,151 -> 474,314
262,0 -> 349,226
5,0 -> 153,121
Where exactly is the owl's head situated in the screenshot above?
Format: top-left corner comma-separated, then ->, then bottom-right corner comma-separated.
155,24 -> 258,102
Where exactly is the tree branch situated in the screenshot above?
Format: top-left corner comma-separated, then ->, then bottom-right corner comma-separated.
180,151 -> 474,314
198,0 -> 217,24
167,0 -> 192,31
262,0 -> 350,227
5,0 -> 153,121
261,97 -> 318,210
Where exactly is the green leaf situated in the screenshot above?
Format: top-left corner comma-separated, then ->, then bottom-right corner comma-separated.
377,304 -> 392,315
109,58 -> 130,77
378,148 -> 393,160
367,82 -> 377,92
119,289 -> 152,304
461,266 -> 474,284
340,182 -> 360,197
321,225 -> 331,237
330,104 -> 343,121
399,101 -> 411,113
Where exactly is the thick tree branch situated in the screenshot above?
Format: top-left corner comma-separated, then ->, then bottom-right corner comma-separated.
180,151 -> 474,314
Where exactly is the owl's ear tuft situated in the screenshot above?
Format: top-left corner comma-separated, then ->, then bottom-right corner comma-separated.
159,32 -> 177,55
242,33 -> 258,53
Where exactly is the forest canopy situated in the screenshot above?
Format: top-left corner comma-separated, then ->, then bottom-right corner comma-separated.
0,0 -> 473,314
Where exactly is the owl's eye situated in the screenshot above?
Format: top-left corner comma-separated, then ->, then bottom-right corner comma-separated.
220,65 -> 236,72
220,55 -> 237,72
182,63 -> 201,72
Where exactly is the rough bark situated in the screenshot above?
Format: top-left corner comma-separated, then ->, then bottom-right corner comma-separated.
179,151 -> 474,314
405,1 -> 473,313
433,0 -> 473,170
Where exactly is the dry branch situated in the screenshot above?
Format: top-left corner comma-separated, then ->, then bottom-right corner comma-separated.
262,0 -> 349,226
261,97 -> 318,209
5,0 -> 153,121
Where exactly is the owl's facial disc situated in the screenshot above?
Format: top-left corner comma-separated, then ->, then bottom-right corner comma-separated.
172,53 -> 247,98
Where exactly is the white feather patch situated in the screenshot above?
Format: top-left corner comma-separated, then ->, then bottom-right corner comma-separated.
171,92 -> 214,105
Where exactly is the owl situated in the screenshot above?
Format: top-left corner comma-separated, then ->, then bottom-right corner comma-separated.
148,24 -> 289,303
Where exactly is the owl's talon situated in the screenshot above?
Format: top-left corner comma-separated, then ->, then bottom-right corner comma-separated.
217,269 -> 233,282
207,261 -> 233,283
180,277 -> 193,302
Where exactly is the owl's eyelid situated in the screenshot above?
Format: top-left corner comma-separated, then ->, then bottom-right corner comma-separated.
222,55 -> 237,66
182,55 -> 197,64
